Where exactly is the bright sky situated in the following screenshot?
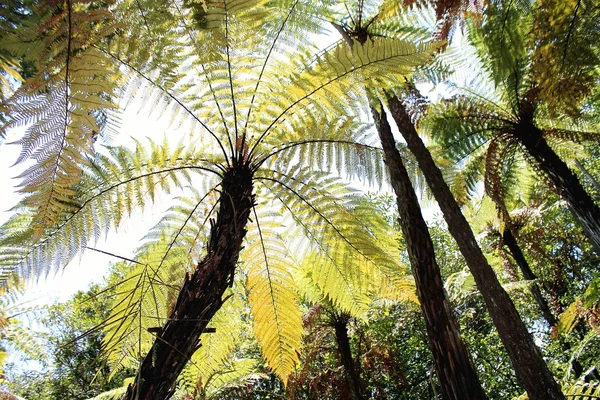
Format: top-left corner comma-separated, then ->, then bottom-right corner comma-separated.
0,105 -> 176,306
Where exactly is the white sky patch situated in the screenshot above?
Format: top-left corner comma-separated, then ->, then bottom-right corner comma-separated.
1,103 -> 179,306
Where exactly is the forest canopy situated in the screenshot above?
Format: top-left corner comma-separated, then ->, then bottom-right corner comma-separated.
0,0 -> 599,399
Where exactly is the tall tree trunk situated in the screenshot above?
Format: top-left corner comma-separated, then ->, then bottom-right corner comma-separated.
332,313 -> 363,400
501,228 -> 556,326
515,123 -> 600,252
386,94 -> 564,400
123,165 -> 254,400
371,102 -> 487,400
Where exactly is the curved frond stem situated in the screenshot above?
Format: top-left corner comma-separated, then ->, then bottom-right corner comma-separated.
259,182 -> 356,295
449,84 -> 514,116
562,0 -> 582,68
94,45 -> 230,164
241,0 -> 299,155
253,139 -> 381,172
248,47 -> 421,160
134,0 -> 152,35
255,176 -> 371,263
17,166 -> 219,271
82,272 -> 145,303
224,8 -> 239,162
172,3 -> 235,162
85,246 -> 147,266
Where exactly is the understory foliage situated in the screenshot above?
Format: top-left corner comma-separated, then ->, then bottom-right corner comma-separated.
0,0 -> 599,398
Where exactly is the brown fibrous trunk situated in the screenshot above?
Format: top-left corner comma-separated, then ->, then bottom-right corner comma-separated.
386,93 -> 564,400
123,165 -> 254,400
332,314 -> 363,400
515,123 -> 600,253
372,101 -> 487,400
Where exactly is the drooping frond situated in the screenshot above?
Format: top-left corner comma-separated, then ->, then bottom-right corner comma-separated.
427,93 -> 514,161
532,0 -> 600,117
102,184 -> 221,376
2,1 -> 123,236
202,359 -> 261,399
242,205 -> 303,384
470,0 -> 532,91
0,139 -> 217,280
102,258 -> 184,378
257,167 -> 411,315
484,134 -> 517,213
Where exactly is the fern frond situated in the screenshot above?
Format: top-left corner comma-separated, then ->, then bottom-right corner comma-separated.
1,2 -> 125,237
178,289 -> 248,395
532,0 -> 600,117
102,182 -> 223,377
247,36 -> 437,157
427,93 -> 514,161
242,206 -> 303,384
257,168 -> 410,315
0,140 -> 217,280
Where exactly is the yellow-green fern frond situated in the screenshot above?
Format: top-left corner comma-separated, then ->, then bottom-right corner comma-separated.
103,183 -> 222,376
514,380 -> 600,400
2,2 -> 124,237
242,210 -> 303,384
178,288 -> 248,395
0,139 -> 217,280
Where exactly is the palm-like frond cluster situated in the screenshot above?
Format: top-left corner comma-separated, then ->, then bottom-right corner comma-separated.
0,0 -> 436,391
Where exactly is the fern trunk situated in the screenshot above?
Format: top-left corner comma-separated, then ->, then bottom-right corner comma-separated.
501,228 -> 556,326
515,123 -> 600,253
371,101 -> 487,400
386,94 -> 565,400
332,314 -> 363,400
122,165 -> 254,400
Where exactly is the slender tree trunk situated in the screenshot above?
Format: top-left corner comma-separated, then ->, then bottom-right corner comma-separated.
515,123 -> 600,252
123,165 -> 254,400
501,228 -> 556,326
332,313 -> 363,400
371,102 -> 487,400
386,94 -> 564,400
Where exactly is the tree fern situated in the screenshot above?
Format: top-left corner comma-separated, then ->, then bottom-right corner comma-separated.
1,1 -> 438,397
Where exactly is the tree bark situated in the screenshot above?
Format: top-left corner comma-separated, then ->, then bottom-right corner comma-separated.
386,94 -> 564,400
501,228 -> 556,326
515,123 -> 600,253
332,314 -> 363,400
372,102 -> 487,400
122,165 -> 254,400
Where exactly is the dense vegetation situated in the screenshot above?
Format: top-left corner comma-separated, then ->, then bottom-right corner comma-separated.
0,0 -> 598,399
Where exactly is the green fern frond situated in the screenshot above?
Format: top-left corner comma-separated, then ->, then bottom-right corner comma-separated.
427,94 -> 514,161
532,0 -> 600,117
204,359 -> 261,399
